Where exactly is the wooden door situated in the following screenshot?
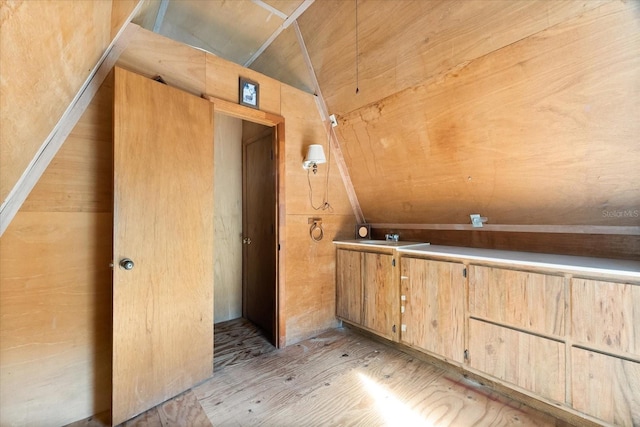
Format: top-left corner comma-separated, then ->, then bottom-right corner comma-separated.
362,252 -> 398,341
112,67 -> 214,425
243,128 -> 277,345
400,258 -> 465,363
336,249 -> 363,324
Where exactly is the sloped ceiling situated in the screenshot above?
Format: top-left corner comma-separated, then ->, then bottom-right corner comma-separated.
134,0 -> 639,228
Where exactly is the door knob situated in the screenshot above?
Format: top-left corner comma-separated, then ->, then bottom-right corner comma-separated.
243,238 -> 252,244
119,258 -> 135,270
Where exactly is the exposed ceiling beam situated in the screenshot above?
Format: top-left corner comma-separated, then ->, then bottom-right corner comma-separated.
153,0 -> 170,33
244,0 -> 315,67
0,16 -> 142,237
251,0 -> 287,20
293,21 -> 365,224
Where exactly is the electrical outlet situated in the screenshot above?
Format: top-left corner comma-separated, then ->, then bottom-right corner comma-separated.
329,114 -> 338,127
470,214 -> 487,228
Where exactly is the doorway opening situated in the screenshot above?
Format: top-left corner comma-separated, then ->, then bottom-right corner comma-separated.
213,111 -> 281,349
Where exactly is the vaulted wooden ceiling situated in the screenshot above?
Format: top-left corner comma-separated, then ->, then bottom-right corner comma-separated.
2,0 -> 638,233
134,0 -> 639,227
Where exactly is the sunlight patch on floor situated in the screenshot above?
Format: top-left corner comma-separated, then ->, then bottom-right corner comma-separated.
358,372 -> 433,427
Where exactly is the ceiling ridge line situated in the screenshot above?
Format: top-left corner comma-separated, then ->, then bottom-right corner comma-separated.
244,0 -> 315,67
293,21 -> 365,224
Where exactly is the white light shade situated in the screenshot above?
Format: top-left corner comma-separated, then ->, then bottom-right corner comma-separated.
303,144 -> 327,170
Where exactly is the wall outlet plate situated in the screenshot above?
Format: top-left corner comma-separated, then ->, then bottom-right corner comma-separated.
470,214 -> 486,228
329,114 -> 338,127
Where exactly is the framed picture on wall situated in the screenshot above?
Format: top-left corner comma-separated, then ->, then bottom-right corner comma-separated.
239,77 -> 259,109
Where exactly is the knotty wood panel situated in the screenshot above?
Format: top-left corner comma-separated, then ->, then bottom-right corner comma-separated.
112,67 -> 214,424
362,252 -> 397,340
299,0 -> 607,116
334,1 -> 640,227
336,249 -> 362,324
468,319 -> 566,403
571,347 -> 640,426
0,212 -> 112,427
400,258 -> 465,363
214,113 -> 243,323
0,0 -> 112,204
469,265 -> 565,337
117,27 -> 207,96
571,278 -> 640,358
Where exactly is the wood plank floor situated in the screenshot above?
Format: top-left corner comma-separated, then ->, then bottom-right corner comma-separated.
69,318 -> 573,426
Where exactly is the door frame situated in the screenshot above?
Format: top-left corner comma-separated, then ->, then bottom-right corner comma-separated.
204,95 -> 285,348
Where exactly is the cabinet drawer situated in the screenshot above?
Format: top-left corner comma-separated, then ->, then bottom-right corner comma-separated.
469,265 -> 565,337
468,319 -> 565,403
571,278 -> 640,357
571,347 -> 640,426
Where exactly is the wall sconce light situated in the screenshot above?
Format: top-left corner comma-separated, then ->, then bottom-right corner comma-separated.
302,144 -> 326,174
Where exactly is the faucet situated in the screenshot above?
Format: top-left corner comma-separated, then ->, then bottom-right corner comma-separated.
385,233 -> 400,242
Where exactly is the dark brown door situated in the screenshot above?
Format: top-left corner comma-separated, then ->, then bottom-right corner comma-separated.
243,127 -> 277,345
112,67 -> 214,424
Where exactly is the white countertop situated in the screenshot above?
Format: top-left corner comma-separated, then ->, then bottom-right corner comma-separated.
333,240 -> 428,249
397,244 -> 640,279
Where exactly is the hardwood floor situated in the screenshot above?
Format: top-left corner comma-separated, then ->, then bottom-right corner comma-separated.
69,319 -> 573,426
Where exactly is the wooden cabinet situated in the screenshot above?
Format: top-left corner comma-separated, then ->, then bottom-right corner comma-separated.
571,278 -> 640,357
468,265 -> 565,337
400,257 -> 465,363
362,252 -> 398,340
335,242 -> 640,426
569,277 -> 640,425
336,249 -> 362,324
571,347 -> 640,426
467,265 -> 566,402
335,248 -> 398,341
468,319 -> 566,402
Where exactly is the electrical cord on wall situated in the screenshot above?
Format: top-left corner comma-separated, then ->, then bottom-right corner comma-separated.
307,122 -> 334,213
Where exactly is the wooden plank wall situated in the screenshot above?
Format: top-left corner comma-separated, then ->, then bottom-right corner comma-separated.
0,0 -> 118,208
305,0 -> 638,259
0,25 -> 355,425
118,27 -> 356,346
0,75 -> 114,427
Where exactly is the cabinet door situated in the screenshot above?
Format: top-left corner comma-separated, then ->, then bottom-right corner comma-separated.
469,265 -> 565,337
571,347 -> 640,426
571,278 -> 640,357
362,252 -> 398,340
468,319 -> 565,403
400,258 -> 465,363
113,68 -> 214,425
336,249 -> 362,324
